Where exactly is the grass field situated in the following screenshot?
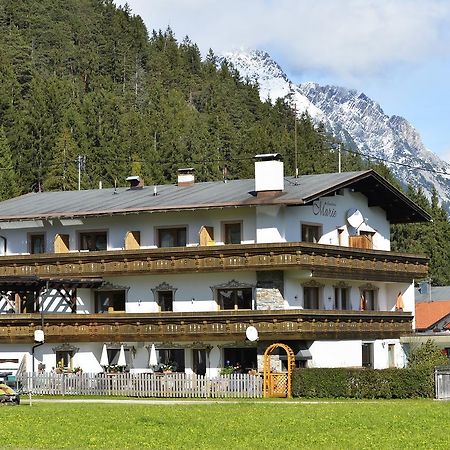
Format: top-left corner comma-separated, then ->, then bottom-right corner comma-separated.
3,399 -> 449,449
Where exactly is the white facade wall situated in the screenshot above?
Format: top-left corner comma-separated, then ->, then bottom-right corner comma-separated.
308,339 -> 406,369
0,190 -> 390,254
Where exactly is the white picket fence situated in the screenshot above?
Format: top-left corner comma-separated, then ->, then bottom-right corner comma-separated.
17,372 -> 263,398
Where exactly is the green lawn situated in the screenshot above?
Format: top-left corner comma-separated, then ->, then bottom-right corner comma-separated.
3,399 -> 449,449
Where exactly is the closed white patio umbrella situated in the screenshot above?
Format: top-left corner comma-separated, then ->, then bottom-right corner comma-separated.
100,344 -> 109,367
149,344 -> 158,367
118,345 -> 126,367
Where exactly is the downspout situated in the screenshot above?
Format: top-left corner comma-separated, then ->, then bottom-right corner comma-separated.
32,280 -> 48,373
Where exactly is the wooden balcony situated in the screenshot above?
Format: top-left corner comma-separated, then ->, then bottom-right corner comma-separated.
0,242 -> 428,283
0,309 -> 413,344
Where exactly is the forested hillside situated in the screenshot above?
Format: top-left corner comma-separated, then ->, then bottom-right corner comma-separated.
0,0 -> 449,284
0,0 -> 365,193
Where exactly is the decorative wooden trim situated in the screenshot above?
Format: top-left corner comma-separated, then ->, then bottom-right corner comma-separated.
52,343 -> 79,353
0,242 -> 428,283
0,309 -> 413,344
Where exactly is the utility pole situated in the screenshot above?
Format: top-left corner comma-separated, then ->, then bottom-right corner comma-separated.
338,143 -> 342,174
294,105 -> 298,178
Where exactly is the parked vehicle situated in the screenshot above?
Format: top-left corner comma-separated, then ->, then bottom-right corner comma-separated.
0,383 -> 20,405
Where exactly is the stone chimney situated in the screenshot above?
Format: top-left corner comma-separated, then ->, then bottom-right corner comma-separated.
126,176 -> 144,190
177,168 -> 195,187
254,153 -> 284,194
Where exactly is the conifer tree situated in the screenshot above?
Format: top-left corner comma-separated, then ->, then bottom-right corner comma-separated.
0,126 -> 20,200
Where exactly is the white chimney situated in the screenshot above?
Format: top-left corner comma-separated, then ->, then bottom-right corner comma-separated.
177,168 -> 195,187
254,153 -> 284,193
126,176 -> 144,190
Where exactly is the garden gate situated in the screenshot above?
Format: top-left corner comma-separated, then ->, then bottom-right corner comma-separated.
263,343 -> 295,398
435,366 -> 450,400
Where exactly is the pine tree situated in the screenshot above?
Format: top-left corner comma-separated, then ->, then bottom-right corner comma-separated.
0,126 -> 20,199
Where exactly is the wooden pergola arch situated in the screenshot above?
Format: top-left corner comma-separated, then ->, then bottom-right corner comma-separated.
263,342 -> 295,398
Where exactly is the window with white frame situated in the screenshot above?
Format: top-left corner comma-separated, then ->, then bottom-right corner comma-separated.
301,223 -> 322,243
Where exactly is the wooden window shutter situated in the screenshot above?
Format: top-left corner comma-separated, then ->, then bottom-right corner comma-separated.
349,235 -> 373,250
54,234 -> 70,253
125,231 -> 141,250
199,226 -> 214,246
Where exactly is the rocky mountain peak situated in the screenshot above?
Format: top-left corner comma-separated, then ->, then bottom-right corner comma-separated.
221,49 -> 450,211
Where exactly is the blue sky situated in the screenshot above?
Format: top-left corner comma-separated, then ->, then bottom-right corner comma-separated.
116,0 -> 450,162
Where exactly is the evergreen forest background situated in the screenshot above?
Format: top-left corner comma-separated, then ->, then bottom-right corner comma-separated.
0,0 -> 449,284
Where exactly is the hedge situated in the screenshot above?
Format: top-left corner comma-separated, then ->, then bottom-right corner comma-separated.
292,367 -> 434,398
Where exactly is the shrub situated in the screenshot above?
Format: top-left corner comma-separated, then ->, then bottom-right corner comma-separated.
407,339 -> 449,370
292,367 -> 435,399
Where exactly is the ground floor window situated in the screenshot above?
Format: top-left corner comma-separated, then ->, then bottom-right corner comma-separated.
55,350 -> 73,370
106,347 -> 131,369
156,349 -> 185,373
223,348 -> 257,373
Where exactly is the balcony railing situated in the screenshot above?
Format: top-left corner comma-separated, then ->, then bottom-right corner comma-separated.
0,242 -> 428,282
0,308 -> 413,343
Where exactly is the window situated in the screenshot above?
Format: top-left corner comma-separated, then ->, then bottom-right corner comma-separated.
80,231 -> 107,251
156,349 -> 185,372
107,348 -> 131,368
304,286 -> 320,309
30,234 -> 45,254
361,289 -> 376,311
388,344 -> 395,368
157,227 -> 187,247
223,348 -> 257,371
158,291 -> 173,312
193,349 -> 206,375
301,224 -> 321,243
362,343 -> 374,368
334,287 -> 349,310
218,288 -> 252,310
223,222 -> 241,244
95,290 -> 126,313
56,350 -> 73,370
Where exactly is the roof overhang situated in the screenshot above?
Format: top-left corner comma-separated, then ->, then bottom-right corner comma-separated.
301,170 -> 431,224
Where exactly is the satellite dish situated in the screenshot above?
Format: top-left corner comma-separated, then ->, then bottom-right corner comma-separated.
346,208 -> 364,228
245,326 -> 259,342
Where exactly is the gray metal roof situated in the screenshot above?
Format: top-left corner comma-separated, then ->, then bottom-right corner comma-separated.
0,170 -> 430,224
415,286 -> 450,303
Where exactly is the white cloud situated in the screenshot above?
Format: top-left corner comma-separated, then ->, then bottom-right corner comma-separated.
117,0 -> 450,77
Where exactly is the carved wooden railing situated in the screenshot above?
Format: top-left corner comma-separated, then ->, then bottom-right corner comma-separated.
0,242 -> 428,282
0,309 -> 413,343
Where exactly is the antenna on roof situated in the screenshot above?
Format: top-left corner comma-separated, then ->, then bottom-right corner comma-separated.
113,178 -> 118,195
294,104 -> 298,178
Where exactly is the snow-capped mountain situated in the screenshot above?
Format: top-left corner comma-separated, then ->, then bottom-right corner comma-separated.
222,50 -> 450,210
